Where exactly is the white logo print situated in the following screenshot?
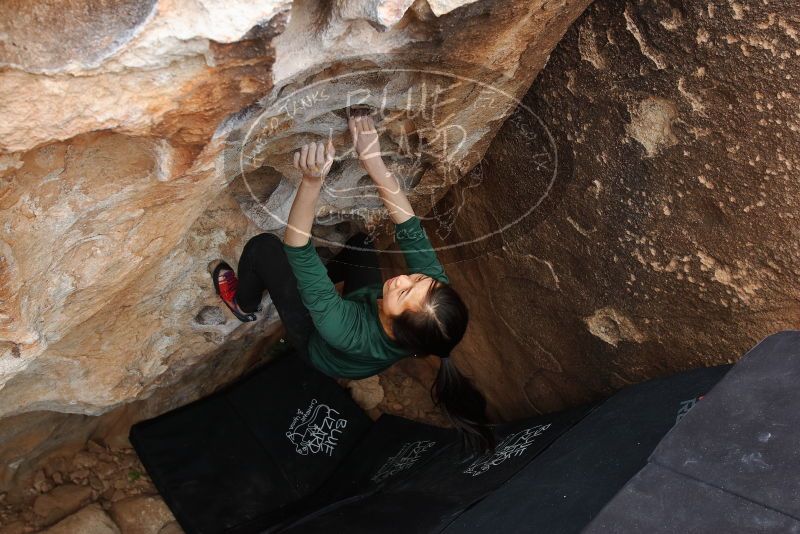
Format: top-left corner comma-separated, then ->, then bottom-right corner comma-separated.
464,424 -> 551,477
371,440 -> 437,483
675,396 -> 702,424
285,399 -> 348,456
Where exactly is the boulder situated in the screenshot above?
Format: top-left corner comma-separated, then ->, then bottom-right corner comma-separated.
32,484 -> 92,526
157,522 -> 184,534
38,504 -> 120,534
346,375 -> 385,410
428,0 -> 800,418
0,0 -> 592,492
109,495 -> 175,534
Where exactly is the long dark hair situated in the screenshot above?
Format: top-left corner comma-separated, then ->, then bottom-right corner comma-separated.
391,280 -> 497,455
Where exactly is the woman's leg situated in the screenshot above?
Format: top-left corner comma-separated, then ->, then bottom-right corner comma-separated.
325,232 -> 384,295
236,233 -> 315,362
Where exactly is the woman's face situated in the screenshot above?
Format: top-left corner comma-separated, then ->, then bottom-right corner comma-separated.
382,273 -> 437,317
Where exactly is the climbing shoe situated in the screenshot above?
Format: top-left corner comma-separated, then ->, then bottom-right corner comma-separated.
212,261 -> 257,322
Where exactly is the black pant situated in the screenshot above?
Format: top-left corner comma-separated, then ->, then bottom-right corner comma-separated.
236,232 -> 382,364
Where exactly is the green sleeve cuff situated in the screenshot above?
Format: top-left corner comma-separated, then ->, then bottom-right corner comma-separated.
395,215 -> 420,232
283,239 -> 314,253
395,216 -> 427,242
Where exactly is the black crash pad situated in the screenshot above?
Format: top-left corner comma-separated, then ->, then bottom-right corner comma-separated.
136,329 -> 800,534
268,414 -> 464,533
266,413 -> 464,533
309,414 -> 462,506
130,354 -> 372,534
651,331 -> 800,518
277,406 -> 592,533
586,331 -> 800,532
585,463 -> 800,533
442,363 -> 731,534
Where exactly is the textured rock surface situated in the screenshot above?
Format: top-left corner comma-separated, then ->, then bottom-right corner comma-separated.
39,504 -> 120,534
344,375 -> 385,410
110,495 -> 175,534
157,523 -> 184,534
32,484 -> 92,526
427,0 -> 800,420
0,0 -> 591,496
0,435 -> 175,531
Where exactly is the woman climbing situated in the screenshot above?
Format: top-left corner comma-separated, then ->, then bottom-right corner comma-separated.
212,110 -> 496,454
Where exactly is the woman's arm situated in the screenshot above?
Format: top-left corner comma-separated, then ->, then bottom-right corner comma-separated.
349,113 -> 414,225
394,216 -> 449,284
284,140 -> 334,247
349,112 -> 448,283
283,139 -> 368,352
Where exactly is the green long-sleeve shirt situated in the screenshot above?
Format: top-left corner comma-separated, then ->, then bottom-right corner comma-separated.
283,216 -> 449,379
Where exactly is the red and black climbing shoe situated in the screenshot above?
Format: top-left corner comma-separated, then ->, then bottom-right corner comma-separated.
212,261 -> 257,322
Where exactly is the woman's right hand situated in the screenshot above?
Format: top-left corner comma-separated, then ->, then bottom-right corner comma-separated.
347,112 -> 414,224
348,113 -> 385,175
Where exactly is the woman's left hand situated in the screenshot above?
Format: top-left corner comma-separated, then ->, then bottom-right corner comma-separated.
293,138 -> 335,186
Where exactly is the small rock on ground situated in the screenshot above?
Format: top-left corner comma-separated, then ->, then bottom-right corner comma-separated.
38,504 -> 120,534
110,495 -> 175,534
346,375 -> 384,410
32,484 -> 93,526
157,521 -> 185,534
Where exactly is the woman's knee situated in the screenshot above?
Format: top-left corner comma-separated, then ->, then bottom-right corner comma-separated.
240,233 -> 283,268
244,232 -> 283,254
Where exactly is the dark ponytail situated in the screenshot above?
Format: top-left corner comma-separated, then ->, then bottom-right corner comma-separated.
392,281 -> 496,456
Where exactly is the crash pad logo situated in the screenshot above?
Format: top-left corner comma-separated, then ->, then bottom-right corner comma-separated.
371,440 -> 437,484
285,399 -> 348,456
675,395 -> 704,425
464,424 -> 551,477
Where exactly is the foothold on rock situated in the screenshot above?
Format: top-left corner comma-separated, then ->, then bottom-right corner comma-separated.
194,306 -> 226,326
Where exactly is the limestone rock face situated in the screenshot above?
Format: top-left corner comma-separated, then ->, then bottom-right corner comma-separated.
0,0 -> 591,491
430,0 -> 800,419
